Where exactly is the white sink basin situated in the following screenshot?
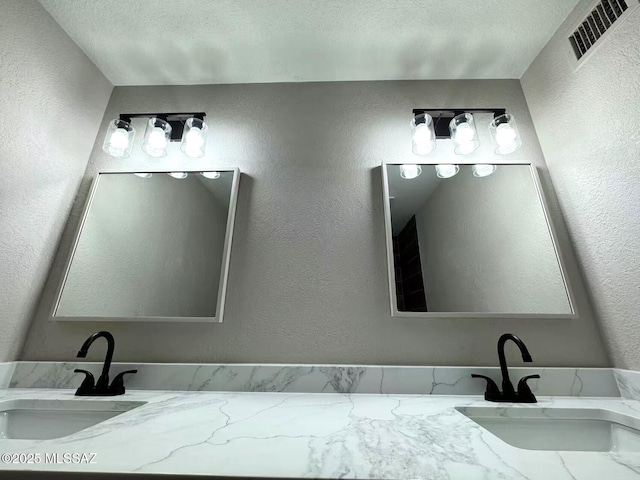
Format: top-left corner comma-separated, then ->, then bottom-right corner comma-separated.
457,406 -> 640,452
0,399 -> 145,440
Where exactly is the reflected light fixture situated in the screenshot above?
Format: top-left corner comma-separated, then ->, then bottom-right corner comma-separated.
102,119 -> 135,158
400,164 -> 422,179
489,113 -> 522,155
411,113 -> 436,155
435,164 -> 459,179
168,172 -> 188,179
134,172 -> 152,178
201,171 -> 221,179
103,112 -> 207,159
472,164 -> 497,177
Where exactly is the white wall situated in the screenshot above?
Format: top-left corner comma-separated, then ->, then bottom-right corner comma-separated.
0,0 -> 113,361
521,2 -> 640,368
20,80 -> 609,366
415,165 -> 570,313
56,173 -> 228,317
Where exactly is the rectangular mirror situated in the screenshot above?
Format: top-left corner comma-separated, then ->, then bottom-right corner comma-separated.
382,163 -> 576,318
52,170 -> 240,322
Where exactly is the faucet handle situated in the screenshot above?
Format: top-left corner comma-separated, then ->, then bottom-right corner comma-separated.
471,374 -> 501,401
74,369 -> 95,396
516,374 -> 540,403
109,370 -> 138,395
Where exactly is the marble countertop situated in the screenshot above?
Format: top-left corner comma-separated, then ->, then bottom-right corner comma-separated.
2,388 -> 640,479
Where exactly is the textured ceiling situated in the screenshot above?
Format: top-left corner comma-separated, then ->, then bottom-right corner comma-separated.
39,0 -> 581,85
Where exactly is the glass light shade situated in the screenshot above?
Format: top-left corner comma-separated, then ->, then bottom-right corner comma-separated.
134,172 -> 152,178
102,119 -> 135,158
399,164 -> 422,179
435,164 -> 459,179
489,113 -> 522,155
181,118 -> 208,158
472,164 -> 497,177
201,171 -> 221,179
168,172 -> 188,179
410,113 -> 436,155
142,118 -> 172,158
449,113 -> 480,155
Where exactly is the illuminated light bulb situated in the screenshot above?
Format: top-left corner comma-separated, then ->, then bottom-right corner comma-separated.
413,123 -> 433,143
399,164 -> 422,179
142,119 -> 171,158
102,120 -> 134,158
181,118 -> 208,158
411,114 -> 436,156
490,114 -> 522,155
472,164 -> 497,177
134,172 -> 152,178
184,128 -> 205,158
110,128 -> 129,149
201,171 -> 221,179
412,123 -> 435,155
148,127 -> 167,149
168,172 -> 188,179
186,127 -> 204,146
435,164 -> 459,179
184,143 -> 202,158
495,123 -> 517,146
454,123 -> 475,144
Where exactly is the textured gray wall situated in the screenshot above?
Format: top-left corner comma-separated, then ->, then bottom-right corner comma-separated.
0,0 -> 113,361
522,3 -> 640,368
415,165 -> 570,313
56,173 -> 228,317
21,80 -> 609,366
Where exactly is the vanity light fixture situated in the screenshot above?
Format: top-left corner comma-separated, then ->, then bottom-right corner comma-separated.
450,113 -> 480,155
399,164 -> 422,179
435,164 -> 459,179
489,114 -> 522,155
201,171 -> 221,179
142,118 -> 172,158
168,172 -> 188,179
181,118 -> 208,158
472,164 -> 497,177
411,113 -> 436,155
102,112 -> 207,159
102,119 -> 135,158
134,172 -> 152,178
411,109 -> 521,156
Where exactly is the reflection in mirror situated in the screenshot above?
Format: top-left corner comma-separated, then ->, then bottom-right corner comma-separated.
383,164 -> 574,316
53,170 -> 239,321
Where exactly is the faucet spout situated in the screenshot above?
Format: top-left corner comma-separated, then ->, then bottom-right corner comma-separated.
77,331 -> 115,380
497,333 -> 532,396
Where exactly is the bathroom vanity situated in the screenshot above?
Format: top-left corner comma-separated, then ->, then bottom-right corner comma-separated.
2,362 -> 640,479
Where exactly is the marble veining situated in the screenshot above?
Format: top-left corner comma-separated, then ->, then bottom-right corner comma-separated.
8,362 -> 621,397
0,363 -> 15,389
615,370 -> 640,400
2,389 -> 640,478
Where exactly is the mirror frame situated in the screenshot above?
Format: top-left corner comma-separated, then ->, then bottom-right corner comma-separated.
381,162 -> 578,319
50,168 -> 241,323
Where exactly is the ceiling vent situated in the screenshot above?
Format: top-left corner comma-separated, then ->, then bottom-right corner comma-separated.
568,0 -> 639,67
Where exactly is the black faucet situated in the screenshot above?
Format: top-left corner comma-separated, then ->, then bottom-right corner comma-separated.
472,333 -> 540,403
74,331 -> 137,396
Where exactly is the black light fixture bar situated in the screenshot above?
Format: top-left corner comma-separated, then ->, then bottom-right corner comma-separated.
118,112 -> 206,141
412,108 -> 506,139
